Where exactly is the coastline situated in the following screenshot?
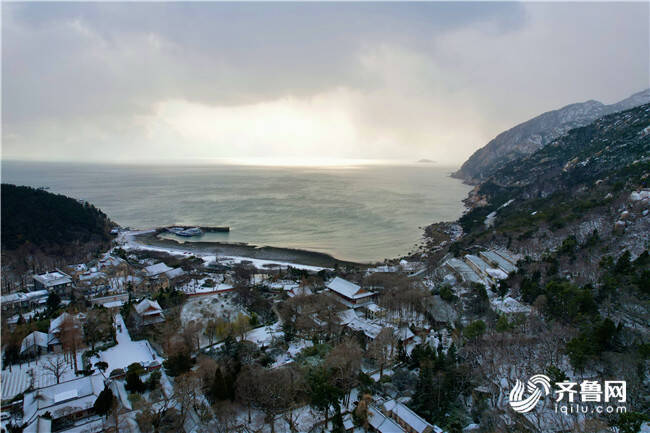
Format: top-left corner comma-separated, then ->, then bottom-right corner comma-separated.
128,229 -> 367,269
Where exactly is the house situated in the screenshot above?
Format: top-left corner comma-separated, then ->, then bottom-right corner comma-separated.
22,374 -> 105,432
478,250 -> 517,275
368,404 -> 406,433
20,331 -> 49,357
1,290 -> 48,314
90,293 -> 129,310
133,299 -> 165,326
287,285 -> 313,298
326,277 -> 375,307
33,271 -> 73,294
143,262 -> 173,278
363,302 -> 386,319
164,267 -> 186,280
382,399 -> 443,433
464,255 -> 491,279
443,258 -> 486,286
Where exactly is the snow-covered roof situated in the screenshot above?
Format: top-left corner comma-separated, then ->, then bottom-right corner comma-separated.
346,317 -> 383,340
48,312 -> 80,335
491,296 -> 531,314
368,405 -> 405,433
22,374 -> 104,424
165,267 -> 186,279
20,331 -> 49,353
79,271 -> 106,281
1,290 -> 49,305
33,271 -> 72,288
465,254 -> 490,274
98,255 -> 124,268
326,277 -> 374,300
479,250 -> 517,274
102,300 -> 126,309
135,299 -> 163,315
493,249 -> 518,266
444,258 -> 485,285
2,353 -> 82,401
143,262 -> 173,276
383,399 -> 433,433
486,268 -> 508,280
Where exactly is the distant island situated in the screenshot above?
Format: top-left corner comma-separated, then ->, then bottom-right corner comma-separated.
417,158 -> 435,163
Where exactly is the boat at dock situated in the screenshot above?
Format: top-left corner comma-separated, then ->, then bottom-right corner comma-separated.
167,227 -> 203,237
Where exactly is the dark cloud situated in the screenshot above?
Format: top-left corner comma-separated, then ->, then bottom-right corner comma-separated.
2,2 -> 648,164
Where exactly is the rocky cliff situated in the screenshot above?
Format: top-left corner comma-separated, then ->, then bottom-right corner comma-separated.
454,88 -> 650,183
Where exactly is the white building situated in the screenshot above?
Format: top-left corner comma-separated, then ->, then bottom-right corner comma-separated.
22,374 -> 105,431
33,271 -> 73,293
143,262 -> 173,278
20,331 -> 49,356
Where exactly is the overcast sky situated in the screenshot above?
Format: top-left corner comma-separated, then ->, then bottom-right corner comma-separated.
2,2 -> 649,166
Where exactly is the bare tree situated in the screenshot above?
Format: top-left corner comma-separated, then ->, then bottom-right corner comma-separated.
204,319 -> 218,347
60,314 -> 83,371
173,371 -> 202,426
325,339 -> 362,406
254,367 -> 301,433
368,327 -> 396,380
182,320 -> 202,353
235,365 -> 257,424
43,356 -> 69,384
212,401 -> 239,433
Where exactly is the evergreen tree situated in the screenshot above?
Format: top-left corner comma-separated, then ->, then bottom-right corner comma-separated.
93,386 -> 115,418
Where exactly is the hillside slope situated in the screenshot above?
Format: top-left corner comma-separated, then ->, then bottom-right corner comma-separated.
454,88 -> 650,183
1,184 -> 114,276
457,103 -> 649,255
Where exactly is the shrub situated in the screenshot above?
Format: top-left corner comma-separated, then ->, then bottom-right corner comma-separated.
464,320 -> 486,340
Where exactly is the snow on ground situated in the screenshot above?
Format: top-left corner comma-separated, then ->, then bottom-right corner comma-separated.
178,276 -> 233,295
271,339 -> 314,368
244,322 -> 283,347
90,314 -> 159,374
117,230 -> 329,271
180,292 -> 247,347
370,369 -> 394,382
231,403 -> 324,433
491,296 -> 531,314
1,352 -> 83,401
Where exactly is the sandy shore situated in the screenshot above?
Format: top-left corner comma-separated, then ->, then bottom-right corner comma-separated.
132,230 -> 367,269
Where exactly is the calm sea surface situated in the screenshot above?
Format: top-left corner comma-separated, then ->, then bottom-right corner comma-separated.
1,161 -> 471,262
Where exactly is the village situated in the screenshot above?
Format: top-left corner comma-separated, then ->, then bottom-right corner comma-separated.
1,228 -> 525,433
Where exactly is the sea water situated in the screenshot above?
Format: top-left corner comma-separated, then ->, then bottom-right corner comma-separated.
1,161 -> 471,262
